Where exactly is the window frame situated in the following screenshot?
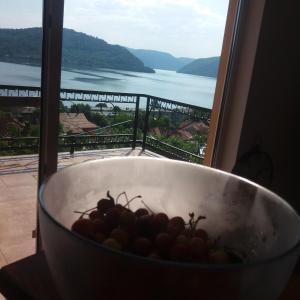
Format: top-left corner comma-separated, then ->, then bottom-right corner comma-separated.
204,0 -> 266,171
37,0 -> 65,250
36,0 -> 267,251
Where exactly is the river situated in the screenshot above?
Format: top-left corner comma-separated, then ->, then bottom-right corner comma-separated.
0,61 -> 216,109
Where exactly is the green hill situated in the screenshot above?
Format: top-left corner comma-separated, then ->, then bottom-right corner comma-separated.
0,28 -> 154,73
177,56 -> 220,78
127,48 -> 194,71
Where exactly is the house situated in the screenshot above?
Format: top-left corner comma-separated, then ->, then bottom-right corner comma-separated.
0,113 -> 25,137
59,113 -> 98,134
150,127 -> 162,137
175,121 -> 209,140
17,107 -> 39,124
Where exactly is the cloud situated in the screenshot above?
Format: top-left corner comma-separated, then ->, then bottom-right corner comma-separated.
62,0 -> 229,57
116,0 -> 225,22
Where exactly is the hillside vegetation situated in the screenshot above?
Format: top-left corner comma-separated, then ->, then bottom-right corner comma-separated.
128,48 -> 194,71
0,28 -> 154,73
177,56 -> 220,78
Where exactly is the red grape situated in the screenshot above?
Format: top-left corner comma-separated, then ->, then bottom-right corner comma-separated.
194,228 -> 209,241
89,210 -> 103,220
189,237 -> 207,261
169,243 -> 189,261
93,218 -> 109,234
155,233 -> 172,252
176,234 -> 189,245
105,207 -> 122,229
110,228 -> 129,247
97,198 -> 115,214
153,213 -> 169,232
132,237 -> 152,256
134,208 -> 149,218
169,216 -> 185,229
206,239 -> 216,249
71,190 -> 244,265
208,250 -> 230,264
181,228 -> 192,237
71,218 -> 94,238
136,215 -> 155,237
102,238 -> 122,251
119,210 -> 136,229
94,232 -> 106,244
167,216 -> 185,237
115,204 -> 128,211
166,223 -> 183,238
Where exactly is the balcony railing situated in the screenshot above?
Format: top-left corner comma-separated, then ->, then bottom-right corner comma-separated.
0,85 -> 211,163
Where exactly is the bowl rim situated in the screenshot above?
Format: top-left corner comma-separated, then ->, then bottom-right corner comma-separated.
39,156 -> 300,270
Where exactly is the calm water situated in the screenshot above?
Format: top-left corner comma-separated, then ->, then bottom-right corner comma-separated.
0,61 -> 216,108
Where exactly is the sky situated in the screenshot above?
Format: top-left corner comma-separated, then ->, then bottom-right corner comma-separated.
0,0 -> 229,58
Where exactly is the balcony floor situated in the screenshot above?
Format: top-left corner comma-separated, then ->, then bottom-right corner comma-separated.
0,148 -> 163,271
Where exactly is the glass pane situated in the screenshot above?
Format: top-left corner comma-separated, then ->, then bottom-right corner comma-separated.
0,0 -> 42,266
58,0 -> 229,165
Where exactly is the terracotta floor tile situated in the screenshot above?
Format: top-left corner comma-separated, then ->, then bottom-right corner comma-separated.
0,249 -> 7,267
0,293 -> 6,300
0,198 -> 36,247
1,173 -> 37,187
1,239 -> 35,264
0,178 -> 6,188
0,185 -> 37,203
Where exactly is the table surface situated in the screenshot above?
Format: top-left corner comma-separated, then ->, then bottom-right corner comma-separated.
0,252 -> 299,300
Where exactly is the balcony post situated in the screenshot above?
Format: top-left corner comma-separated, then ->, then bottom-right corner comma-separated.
142,96 -> 150,150
132,95 -> 140,149
37,0 -> 65,252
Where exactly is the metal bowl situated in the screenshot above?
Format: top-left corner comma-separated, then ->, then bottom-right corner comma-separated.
39,157 -> 300,300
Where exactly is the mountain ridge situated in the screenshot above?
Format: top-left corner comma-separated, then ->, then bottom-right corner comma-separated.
177,56 -> 220,78
127,48 -> 194,71
0,27 -> 155,73
0,27 -> 220,77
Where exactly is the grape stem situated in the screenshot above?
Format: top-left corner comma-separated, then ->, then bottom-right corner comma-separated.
116,191 -> 126,204
126,195 -> 142,209
73,206 -> 97,215
106,190 -> 115,203
188,212 -> 206,231
141,200 -> 154,214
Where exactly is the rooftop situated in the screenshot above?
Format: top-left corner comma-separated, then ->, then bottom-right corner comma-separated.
59,113 -> 98,133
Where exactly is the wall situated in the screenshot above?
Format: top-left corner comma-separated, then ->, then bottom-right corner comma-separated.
236,0 -> 297,211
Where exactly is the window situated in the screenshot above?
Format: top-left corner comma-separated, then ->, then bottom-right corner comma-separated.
0,1 -> 43,265
0,0 -> 266,256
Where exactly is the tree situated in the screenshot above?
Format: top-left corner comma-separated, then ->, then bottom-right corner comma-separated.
158,135 -> 198,154
137,111 -> 146,130
149,116 -> 170,130
60,101 -> 69,113
113,106 -> 121,113
95,103 -> 107,112
90,113 -> 108,127
70,104 -> 92,120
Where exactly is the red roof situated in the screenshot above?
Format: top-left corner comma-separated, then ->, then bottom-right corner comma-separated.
60,113 -> 97,134
0,114 -> 25,137
150,127 -> 162,136
174,121 -> 209,140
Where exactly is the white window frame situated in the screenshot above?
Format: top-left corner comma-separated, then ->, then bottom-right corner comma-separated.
204,0 -> 266,172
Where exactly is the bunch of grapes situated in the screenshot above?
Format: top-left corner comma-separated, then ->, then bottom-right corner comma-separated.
71,191 -> 243,264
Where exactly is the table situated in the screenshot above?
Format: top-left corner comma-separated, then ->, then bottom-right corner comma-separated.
0,252 -> 299,300
0,253 -> 60,300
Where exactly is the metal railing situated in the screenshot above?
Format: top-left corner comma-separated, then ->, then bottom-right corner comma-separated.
145,137 -> 203,164
0,134 -> 134,151
0,85 -> 211,162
